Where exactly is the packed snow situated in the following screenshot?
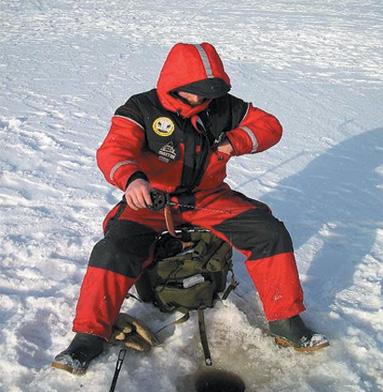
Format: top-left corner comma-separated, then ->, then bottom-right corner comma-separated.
0,1 -> 382,391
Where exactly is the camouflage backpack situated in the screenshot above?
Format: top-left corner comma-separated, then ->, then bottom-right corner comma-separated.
134,226 -> 238,365
135,226 -> 236,312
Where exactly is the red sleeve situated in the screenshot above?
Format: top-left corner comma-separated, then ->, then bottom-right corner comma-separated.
96,116 -> 146,191
226,104 -> 283,156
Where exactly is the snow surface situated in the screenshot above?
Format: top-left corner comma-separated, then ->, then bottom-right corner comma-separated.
0,1 -> 382,391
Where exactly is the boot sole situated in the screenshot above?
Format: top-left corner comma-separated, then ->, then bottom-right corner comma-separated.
51,361 -> 87,375
274,336 -> 329,352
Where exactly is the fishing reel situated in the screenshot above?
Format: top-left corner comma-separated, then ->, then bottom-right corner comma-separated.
148,189 -> 170,211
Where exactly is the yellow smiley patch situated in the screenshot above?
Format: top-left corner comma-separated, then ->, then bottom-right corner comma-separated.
152,117 -> 175,137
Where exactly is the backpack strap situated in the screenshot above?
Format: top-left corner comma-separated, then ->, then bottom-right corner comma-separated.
198,309 -> 212,366
221,268 -> 239,300
155,310 -> 190,335
125,292 -> 143,303
154,308 -> 213,367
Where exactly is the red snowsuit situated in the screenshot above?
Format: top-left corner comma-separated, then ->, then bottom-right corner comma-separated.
73,43 -> 305,339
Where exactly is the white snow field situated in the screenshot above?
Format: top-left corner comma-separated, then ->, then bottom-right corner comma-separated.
0,0 -> 382,391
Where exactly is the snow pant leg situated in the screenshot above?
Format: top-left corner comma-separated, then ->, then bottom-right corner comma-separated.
184,189 -> 305,321
73,266 -> 136,340
73,212 -> 160,339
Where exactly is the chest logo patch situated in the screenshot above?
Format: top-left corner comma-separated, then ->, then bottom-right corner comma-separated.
158,141 -> 177,162
152,117 -> 175,137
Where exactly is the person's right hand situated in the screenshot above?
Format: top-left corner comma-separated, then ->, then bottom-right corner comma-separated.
125,179 -> 152,211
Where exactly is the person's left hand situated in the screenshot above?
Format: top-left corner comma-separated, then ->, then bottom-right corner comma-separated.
217,138 -> 234,155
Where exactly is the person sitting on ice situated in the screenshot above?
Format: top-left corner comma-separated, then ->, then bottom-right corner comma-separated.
52,42 -> 329,374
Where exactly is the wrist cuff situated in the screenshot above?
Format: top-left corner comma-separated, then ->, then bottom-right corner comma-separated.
125,171 -> 149,190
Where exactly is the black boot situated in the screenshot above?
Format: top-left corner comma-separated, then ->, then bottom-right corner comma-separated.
269,315 -> 329,352
52,333 -> 105,375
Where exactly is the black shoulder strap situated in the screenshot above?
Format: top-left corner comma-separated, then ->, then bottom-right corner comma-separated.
180,125 -> 196,190
198,309 -> 212,366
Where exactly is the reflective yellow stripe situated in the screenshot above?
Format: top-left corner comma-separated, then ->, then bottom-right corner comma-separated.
194,44 -> 214,78
110,160 -> 137,181
240,126 -> 258,153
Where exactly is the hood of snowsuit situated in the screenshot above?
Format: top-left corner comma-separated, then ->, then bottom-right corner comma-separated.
156,42 -> 231,118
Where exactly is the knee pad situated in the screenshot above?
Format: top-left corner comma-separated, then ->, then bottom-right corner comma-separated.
213,208 -> 293,260
89,220 -> 157,278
